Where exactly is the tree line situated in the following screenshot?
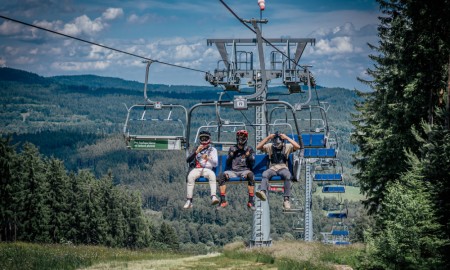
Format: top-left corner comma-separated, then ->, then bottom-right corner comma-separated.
351,0 -> 450,269
0,137 -> 179,251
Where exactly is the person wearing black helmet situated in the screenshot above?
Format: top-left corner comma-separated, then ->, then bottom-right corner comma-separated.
217,130 -> 256,210
184,130 -> 219,209
255,131 -> 300,210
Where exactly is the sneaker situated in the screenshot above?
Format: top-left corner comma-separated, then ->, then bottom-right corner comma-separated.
211,195 -> 220,205
283,200 -> 291,210
255,190 -> 267,201
219,201 -> 228,208
247,201 -> 256,211
183,200 -> 193,209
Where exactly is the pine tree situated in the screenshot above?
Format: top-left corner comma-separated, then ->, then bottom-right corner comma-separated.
359,153 -> 445,269
16,143 -> 51,242
0,137 -> 18,241
352,0 -> 450,211
46,158 -> 71,243
157,222 -> 180,250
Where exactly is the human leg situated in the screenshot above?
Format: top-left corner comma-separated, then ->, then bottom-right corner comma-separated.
256,169 -> 276,201
246,171 -> 256,210
278,168 -> 292,209
203,168 -> 219,205
218,172 -> 232,207
184,168 -> 201,208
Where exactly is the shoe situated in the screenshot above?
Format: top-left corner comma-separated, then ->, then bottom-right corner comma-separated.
183,200 -> 193,209
255,190 -> 267,201
211,195 -> 220,205
247,201 -> 256,211
283,200 -> 291,210
219,201 -> 228,208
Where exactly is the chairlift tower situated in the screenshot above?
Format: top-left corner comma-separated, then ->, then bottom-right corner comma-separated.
206,16 -> 315,245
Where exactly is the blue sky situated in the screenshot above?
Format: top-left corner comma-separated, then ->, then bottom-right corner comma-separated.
0,0 -> 380,90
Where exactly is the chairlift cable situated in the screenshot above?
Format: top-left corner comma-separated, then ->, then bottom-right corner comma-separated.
0,14 -> 207,74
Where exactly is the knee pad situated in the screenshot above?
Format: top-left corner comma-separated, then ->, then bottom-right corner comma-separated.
218,173 -> 228,186
247,172 -> 255,186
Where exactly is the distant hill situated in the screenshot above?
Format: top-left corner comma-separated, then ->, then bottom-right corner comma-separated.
0,67 -> 50,85
51,74 -> 145,90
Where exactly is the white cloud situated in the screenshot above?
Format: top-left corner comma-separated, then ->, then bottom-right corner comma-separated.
174,44 -> 200,60
0,20 -> 22,35
102,8 -> 124,20
0,58 -> 6,67
314,37 -> 354,55
5,46 -> 20,55
127,14 -> 140,23
70,15 -> 105,36
51,61 -> 111,71
15,56 -> 36,65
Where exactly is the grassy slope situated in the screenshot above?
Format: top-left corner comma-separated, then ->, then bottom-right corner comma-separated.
1,241 -> 363,270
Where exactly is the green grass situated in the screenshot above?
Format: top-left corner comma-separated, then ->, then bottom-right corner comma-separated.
314,185 -> 365,202
0,242 -> 186,270
220,240 -> 364,270
0,240 -> 364,270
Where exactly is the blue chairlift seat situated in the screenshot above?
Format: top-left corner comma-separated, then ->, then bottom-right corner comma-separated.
301,134 -> 326,148
288,134 -> 326,148
331,230 -> 349,236
327,212 -> 347,219
195,153 -> 294,183
304,148 -> 336,158
322,185 -> 345,193
314,173 -> 342,181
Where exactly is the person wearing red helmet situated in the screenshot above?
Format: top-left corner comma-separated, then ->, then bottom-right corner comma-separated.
184,130 -> 219,209
217,129 -> 256,210
255,131 -> 300,210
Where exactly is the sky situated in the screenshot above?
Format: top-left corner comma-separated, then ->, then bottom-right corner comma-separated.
0,0 -> 381,91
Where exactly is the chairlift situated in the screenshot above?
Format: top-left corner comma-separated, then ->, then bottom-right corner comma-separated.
123,61 -> 188,150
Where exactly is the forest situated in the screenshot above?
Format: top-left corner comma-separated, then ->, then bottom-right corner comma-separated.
1,0 -> 450,269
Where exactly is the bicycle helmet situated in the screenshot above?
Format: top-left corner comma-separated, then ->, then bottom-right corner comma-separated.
236,130 -> 248,146
272,131 -> 283,149
199,130 -> 211,146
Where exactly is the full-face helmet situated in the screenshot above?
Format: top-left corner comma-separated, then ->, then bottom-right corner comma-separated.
236,130 -> 248,146
198,130 -> 211,146
272,131 -> 284,149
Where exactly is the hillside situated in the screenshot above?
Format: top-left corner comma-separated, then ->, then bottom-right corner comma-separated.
0,67 -> 366,246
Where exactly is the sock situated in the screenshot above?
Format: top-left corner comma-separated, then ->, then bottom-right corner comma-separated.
220,193 -> 226,201
249,193 -> 254,202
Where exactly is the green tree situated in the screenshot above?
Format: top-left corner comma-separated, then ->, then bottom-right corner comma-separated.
359,155 -> 445,269
0,137 -> 18,241
17,143 -> 51,242
157,222 -> 180,250
46,158 -> 72,243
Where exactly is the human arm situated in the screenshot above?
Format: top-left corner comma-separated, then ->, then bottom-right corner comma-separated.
256,134 -> 275,150
246,146 -> 255,168
280,133 -> 301,150
186,145 -> 205,163
209,148 -> 218,167
226,146 -> 237,168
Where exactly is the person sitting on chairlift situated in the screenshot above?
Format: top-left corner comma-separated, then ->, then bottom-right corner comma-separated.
255,131 -> 300,210
184,131 -> 219,209
217,130 -> 256,210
